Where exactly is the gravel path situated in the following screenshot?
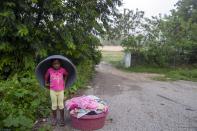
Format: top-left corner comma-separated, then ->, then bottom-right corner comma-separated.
52,61 -> 197,131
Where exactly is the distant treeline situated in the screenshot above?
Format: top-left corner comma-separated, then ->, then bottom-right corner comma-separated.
107,0 -> 197,66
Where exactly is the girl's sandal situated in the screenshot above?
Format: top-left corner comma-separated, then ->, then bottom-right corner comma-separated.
59,109 -> 65,126
51,110 -> 57,126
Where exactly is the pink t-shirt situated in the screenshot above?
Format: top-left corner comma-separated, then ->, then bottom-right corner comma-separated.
45,67 -> 68,91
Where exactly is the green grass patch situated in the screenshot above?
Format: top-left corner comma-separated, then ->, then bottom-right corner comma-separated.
165,69 -> 197,81
102,51 -> 124,66
120,65 -> 197,82
121,65 -> 171,74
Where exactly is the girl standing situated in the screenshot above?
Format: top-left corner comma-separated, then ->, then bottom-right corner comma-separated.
45,59 -> 68,126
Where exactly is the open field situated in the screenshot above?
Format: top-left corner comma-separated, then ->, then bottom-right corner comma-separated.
99,46 -> 123,52
102,51 -> 124,65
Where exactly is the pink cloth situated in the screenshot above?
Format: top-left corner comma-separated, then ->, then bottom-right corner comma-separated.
65,96 -> 99,110
45,67 -> 68,91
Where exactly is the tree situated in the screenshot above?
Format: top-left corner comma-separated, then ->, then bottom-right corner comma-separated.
118,0 -> 197,66
173,0 -> 197,64
0,0 -> 122,79
121,34 -> 144,54
0,0 -> 122,129
107,9 -> 144,40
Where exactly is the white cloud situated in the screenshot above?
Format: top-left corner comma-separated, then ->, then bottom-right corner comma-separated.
119,0 -> 179,17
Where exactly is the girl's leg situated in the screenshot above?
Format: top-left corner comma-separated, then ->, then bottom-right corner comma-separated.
50,90 -> 58,126
57,90 -> 65,126
57,90 -> 64,109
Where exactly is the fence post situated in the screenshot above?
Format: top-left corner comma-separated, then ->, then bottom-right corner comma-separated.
124,52 -> 131,68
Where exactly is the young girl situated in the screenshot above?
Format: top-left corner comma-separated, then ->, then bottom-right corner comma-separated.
45,59 -> 68,126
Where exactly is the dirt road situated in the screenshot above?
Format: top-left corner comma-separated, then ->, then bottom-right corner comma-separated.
84,62 -> 197,131
53,61 -> 197,131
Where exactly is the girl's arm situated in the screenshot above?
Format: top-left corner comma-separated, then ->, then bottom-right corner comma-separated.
44,70 -> 50,89
45,81 -> 50,88
64,76 -> 67,83
63,68 -> 68,84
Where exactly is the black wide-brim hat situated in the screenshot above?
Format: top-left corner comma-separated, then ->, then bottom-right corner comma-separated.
35,55 -> 77,88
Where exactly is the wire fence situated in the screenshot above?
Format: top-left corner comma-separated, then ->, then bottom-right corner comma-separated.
128,53 -> 197,67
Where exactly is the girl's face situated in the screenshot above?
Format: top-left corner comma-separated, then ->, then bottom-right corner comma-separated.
52,59 -> 61,70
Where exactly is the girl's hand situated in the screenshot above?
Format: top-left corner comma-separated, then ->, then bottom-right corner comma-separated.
45,82 -> 50,89
64,77 -> 67,83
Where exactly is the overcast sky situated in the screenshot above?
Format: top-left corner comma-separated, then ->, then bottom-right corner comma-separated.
119,0 -> 179,18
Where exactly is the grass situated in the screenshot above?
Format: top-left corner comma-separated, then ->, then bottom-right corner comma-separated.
122,66 -> 197,82
102,51 -> 124,66
102,51 -> 197,82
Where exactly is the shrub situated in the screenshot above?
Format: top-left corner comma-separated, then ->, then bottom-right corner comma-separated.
0,60 -> 95,129
67,60 -> 94,95
0,72 -> 50,130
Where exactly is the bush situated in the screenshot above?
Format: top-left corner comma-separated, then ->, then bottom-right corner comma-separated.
0,60 -> 95,129
0,0 -> 121,129
66,60 -> 94,95
0,72 -> 50,130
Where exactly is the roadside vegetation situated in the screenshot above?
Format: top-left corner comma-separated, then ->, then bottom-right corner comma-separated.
103,0 -> 197,82
102,51 -> 124,65
102,51 -> 197,82
0,0 -> 121,129
122,65 -> 197,82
